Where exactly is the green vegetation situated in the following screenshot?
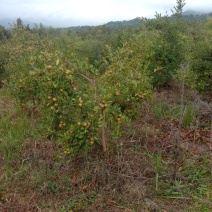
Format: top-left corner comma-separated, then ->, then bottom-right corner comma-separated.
0,1 -> 211,211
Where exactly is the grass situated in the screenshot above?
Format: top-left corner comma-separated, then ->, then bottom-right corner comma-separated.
152,99 -> 198,128
0,86 -> 211,211
152,100 -> 181,120
0,88 -> 38,161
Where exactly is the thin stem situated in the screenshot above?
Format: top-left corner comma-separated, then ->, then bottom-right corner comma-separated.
101,111 -> 107,152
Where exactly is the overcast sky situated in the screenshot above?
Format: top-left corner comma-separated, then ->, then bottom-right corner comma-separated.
0,0 -> 212,27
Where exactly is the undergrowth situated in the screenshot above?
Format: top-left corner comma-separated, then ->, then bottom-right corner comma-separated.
0,86 -> 211,211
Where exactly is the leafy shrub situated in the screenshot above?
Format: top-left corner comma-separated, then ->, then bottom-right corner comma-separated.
0,42 -> 10,86
6,35 -> 152,155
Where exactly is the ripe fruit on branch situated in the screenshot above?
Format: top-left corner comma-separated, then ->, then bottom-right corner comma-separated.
115,91 -> 120,96
65,70 -> 71,75
99,101 -> 108,110
89,137 -> 94,144
47,65 -> 53,70
82,122 -> 87,127
50,106 -> 55,110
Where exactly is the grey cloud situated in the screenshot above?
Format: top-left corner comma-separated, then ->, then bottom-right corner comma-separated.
0,0 -> 212,27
